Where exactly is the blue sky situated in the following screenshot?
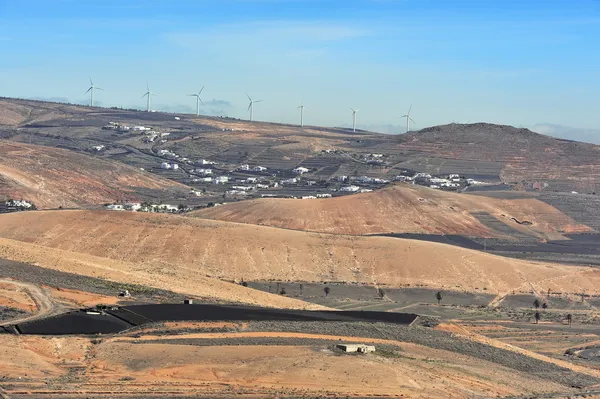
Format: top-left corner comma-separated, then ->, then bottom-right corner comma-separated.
0,0 -> 599,139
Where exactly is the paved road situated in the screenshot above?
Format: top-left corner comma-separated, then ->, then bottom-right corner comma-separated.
0,278 -> 63,327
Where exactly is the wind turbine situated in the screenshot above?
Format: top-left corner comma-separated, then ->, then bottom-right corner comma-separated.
350,107 -> 360,132
188,86 -> 204,116
402,104 -> 415,133
85,77 -> 102,107
246,93 -> 263,122
297,102 -> 306,127
142,82 -> 156,112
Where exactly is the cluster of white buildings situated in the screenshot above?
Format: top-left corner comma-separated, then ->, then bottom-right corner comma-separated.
4,199 -> 34,209
237,164 -> 268,172
105,202 -> 182,213
102,122 -> 130,132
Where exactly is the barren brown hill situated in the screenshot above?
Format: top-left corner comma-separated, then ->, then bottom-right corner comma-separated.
0,238 -> 321,310
0,140 -> 188,209
0,97 -> 89,126
191,183 -> 589,238
1,210 -> 599,295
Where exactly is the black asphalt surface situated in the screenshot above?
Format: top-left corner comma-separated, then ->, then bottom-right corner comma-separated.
16,311 -> 132,335
12,303 -> 419,335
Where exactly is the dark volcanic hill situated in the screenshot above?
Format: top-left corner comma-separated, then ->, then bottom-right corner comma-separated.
392,123 -> 600,193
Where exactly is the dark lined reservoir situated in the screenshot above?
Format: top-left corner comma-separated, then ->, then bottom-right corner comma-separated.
11,303 -> 420,335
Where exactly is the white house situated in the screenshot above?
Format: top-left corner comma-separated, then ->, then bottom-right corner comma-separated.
105,204 -> 125,211
293,167 -> 309,175
449,174 -> 460,179
316,193 -> 332,198
336,175 -> 348,182
430,185 -> 440,189
198,159 -> 216,165
244,177 -> 258,183
171,163 -> 179,170
360,188 -> 373,193
252,166 -> 267,172
302,195 -> 317,199
92,145 -> 105,151
238,164 -> 251,171
281,178 -> 298,185
414,172 -> 432,179
161,162 -> 171,169
213,176 -> 229,184
232,185 -> 254,191
118,125 -> 130,132
340,185 -> 360,192
124,202 -> 142,211
195,168 -> 213,175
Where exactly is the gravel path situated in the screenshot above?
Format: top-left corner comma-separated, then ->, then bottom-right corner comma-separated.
0,306 -> 28,322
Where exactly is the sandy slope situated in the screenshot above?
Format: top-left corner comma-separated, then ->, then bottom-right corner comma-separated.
0,237 -> 322,310
0,141 -> 187,209
1,210 -> 600,295
191,183 -> 589,238
0,332 -> 569,398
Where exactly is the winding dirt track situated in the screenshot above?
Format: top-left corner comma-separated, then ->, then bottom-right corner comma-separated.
0,279 -> 62,327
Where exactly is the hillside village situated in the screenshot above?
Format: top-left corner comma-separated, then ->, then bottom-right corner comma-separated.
96,122 -> 493,213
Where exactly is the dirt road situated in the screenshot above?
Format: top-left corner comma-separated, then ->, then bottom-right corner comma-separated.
0,278 -> 63,327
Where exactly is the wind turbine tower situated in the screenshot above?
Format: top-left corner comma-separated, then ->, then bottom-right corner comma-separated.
188,86 -> 204,116
246,93 -> 263,122
297,102 -> 306,127
85,77 -> 102,107
402,105 -> 415,133
350,107 -> 360,132
142,83 -> 156,112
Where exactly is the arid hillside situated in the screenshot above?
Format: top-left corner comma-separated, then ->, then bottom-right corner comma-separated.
0,141 -> 188,208
394,123 -> 600,192
192,183 -> 590,238
0,238 -> 321,310
1,210 -> 599,295
0,97 -> 90,126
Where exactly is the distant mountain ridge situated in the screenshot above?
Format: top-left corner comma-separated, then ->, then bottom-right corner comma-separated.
1,97 -> 600,194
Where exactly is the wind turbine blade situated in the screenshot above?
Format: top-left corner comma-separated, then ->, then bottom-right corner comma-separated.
85,87 -> 91,94
188,94 -> 196,96
408,104 -> 412,114
246,93 -> 252,101
349,106 -> 355,112
199,98 -> 204,105
401,115 -> 408,118
255,100 -> 263,103
199,86 -> 204,95
355,109 -> 360,112
248,103 -> 252,111
409,117 -> 415,123
96,87 -> 103,91
141,93 -> 147,99
89,76 -> 93,85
